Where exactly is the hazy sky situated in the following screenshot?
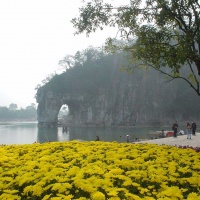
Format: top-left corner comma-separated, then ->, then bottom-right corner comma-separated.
0,0 -> 119,108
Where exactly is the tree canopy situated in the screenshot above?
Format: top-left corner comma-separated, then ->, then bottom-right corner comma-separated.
71,0 -> 200,95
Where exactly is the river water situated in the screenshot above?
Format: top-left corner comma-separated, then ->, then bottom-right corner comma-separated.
0,122 -> 169,145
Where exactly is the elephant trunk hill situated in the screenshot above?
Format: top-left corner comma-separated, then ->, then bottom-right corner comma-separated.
36,51 -> 200,127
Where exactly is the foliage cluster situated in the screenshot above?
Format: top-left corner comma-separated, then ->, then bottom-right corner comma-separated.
72,0 -> 200,95
0,141 -> 200,199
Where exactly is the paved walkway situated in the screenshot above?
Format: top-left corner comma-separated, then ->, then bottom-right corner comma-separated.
135,132 -> 200,148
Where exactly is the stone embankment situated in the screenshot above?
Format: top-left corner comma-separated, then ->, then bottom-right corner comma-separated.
136,132 -> 200,148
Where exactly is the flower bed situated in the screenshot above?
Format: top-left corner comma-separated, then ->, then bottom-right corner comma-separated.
0,141 -> 200,199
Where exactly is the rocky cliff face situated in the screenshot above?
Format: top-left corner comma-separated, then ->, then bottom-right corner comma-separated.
36,65 -> 177,127
36,51 -> 200,127
36,89 -> 63,127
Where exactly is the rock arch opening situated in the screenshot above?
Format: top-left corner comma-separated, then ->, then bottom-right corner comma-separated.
58,105 -> 68,119
36,89 -> 90,127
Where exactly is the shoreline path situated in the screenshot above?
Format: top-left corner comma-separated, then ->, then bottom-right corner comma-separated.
135,132 -> 200,148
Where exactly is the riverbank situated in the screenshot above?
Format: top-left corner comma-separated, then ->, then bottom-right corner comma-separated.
135,132 -> 200,148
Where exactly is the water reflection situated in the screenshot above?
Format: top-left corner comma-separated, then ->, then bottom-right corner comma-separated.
37,126 -> 136,143
65,126 -> 156,143
0,122 -> 171,145
37,127 -> 59,143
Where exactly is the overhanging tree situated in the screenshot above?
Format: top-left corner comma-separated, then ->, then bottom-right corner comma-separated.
71,0 -> 200,95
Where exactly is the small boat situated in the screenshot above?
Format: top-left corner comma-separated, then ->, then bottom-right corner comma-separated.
147,130 -> 174,139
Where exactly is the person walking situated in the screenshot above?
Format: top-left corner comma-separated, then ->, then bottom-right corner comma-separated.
186,122 -> 192,139
172,121 -> 178,137
191,121 -> 197,136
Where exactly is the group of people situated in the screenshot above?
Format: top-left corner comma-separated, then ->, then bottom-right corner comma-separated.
172,121 -> 197,139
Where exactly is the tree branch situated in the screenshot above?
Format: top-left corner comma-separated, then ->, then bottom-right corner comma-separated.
140,59 -> 200,95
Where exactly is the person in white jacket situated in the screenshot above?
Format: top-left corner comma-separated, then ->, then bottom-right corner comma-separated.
179,129 -> 184,135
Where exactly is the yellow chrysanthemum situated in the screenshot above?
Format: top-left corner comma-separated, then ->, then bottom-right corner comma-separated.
157,186 -> 183,199
0,193 -> 21,200
91,191 -> 105,200
187,192 -> 200,200
0,141 -> 199,199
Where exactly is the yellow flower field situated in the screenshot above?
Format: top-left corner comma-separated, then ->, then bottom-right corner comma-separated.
0,141 -> 200,199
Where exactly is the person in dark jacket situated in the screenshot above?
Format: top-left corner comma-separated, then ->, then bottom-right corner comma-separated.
172,121 -> 178,137
95,136 -> 100,141
191,122 -> 197,136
